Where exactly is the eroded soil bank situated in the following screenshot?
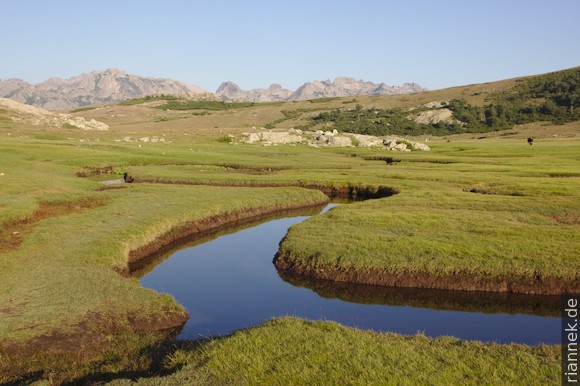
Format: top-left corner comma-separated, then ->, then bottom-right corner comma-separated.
134,177 -> 399,200
126,199 -> 329,275
274,257 -> 580,295
125,181 -> 397,274
1,195 -> 331,384
277,271 -> 561,316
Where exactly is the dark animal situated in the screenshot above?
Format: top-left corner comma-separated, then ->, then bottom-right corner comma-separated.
527,137 -> 533,146
123,172 -> 134,183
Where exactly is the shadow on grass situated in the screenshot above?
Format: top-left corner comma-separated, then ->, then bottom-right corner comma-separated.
1,336 -> 207,385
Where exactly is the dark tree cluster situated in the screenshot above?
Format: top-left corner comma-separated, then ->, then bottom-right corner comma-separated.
308,68 -> 579,136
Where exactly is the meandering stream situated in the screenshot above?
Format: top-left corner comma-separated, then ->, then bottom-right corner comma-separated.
140,204 -> 560,344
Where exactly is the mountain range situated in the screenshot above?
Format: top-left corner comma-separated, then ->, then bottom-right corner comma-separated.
215,77 -> 426,102
0,68 -> 427,110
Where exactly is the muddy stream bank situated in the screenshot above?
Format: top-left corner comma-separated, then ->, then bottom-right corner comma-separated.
139,203 -> 560,345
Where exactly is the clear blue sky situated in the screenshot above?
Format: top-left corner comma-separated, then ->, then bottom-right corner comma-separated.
1,0 -> 579,92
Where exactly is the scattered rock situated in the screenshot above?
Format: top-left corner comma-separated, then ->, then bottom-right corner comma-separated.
234,130 -> 430,151
413,142 -> 431,151
351,134 -> 384,148
328,136 -> 352,147
258,131 -> 302,144
394,143 -> 409,152
245,133 -> 261,144
0,98 -> 109,130
414,108 -> 454,125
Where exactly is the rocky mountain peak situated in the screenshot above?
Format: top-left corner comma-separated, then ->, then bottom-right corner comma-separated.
268,83 -> 284,90
0,69 -> 427,109
0,69 -> 207,109
216,81 -> 242,93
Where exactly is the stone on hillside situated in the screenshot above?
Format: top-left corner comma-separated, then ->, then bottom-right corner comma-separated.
245,133 -> 260,144
414,108 -> 454,125
394,143 -> 410,151
383,138 -> 398,148
316,134 -> 329,143
352,134 -> 384,148
413,142 -> 431,151
258,131 -> 303,144
328,136 -> 352,147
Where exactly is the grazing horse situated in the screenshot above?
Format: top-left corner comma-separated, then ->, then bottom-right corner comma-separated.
123,172 -> 134,183
527,137 -> 534,146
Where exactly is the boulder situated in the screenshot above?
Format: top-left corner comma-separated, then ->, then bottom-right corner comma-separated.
245,133 -> 260,144
414,108 -> 454,125
328,136 -> 352,147
258,131 -> 303,144
316,135 -> 329,143
413,143 -> 431,151
394,143 -> 410,151
351,134 -> 384,148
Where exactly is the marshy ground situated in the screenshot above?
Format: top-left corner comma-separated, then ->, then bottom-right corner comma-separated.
0,79 -> 578,383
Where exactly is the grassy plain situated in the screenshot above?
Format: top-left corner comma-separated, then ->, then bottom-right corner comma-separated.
276,139 -> 580,293
0,72 -> 578,383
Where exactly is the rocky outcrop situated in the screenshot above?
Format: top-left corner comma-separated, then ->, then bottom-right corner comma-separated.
289,77 -> 426,101
235,129 -> 429,151
0,68 -> 208,110
244,131 -> 303,144
0,98 -> 109,130
414,108 -> 455,125
216,77 -> 426,103
216,82 -> 293,102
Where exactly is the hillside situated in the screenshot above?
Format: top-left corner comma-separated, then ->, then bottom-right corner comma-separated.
257,67 -> 580,136
80,67 -> 578,139
0,98 -> 109,130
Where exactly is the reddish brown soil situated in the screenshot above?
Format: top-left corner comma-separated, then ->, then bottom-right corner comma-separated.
125,198 -> 330,274
0,198 -> 106,252
551,212 -> 580,225
134,177 -> 398,200
0,309 -> 187,385
275,255 -> 580,296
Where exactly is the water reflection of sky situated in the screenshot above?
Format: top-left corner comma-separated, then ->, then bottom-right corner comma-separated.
141,206 -> 560,344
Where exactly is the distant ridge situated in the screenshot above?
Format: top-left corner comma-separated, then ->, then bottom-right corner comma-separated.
0,69 -> 426,110
0,68 -> 208,110
216,77 -> 427,102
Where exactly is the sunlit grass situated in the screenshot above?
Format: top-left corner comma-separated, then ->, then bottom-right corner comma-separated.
0,86 -> 578,383
112,317 -> 560,386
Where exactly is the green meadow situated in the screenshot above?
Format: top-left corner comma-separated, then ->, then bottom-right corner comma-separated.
0,70 -> 578,383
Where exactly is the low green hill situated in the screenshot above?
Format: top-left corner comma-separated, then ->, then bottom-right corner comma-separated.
99,67 -> 579,138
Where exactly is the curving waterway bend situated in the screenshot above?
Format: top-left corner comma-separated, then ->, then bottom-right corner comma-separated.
140,204 -> 560,345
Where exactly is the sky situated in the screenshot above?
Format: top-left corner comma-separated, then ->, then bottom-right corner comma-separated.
1,0 -> 579,92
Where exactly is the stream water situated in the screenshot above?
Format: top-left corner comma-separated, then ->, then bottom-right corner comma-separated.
140,204 -> 560,344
